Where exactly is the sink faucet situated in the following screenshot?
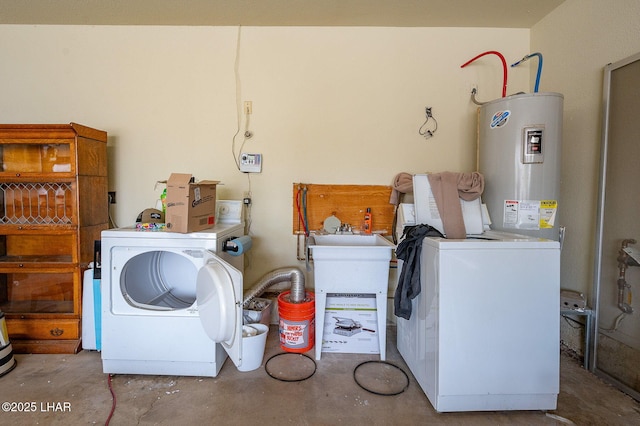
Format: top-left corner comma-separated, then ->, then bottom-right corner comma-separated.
337,223 -> 352,234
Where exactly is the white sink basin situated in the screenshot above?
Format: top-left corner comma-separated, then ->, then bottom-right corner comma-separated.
311,234 -> 394,246
309,234 -> 395,261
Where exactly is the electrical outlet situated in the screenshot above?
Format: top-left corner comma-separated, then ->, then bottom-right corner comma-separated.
244,101 -> 252,115
108,191 -> 116,204
242,191 -> 252,206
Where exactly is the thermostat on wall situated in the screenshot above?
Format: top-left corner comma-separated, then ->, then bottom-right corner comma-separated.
240,153 -> 262,173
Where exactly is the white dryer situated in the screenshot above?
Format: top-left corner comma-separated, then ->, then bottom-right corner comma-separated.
101,223 -> 247,377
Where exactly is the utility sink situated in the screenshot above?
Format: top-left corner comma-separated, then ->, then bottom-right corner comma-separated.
309,234 -> 395,261
308,233 -> 395,361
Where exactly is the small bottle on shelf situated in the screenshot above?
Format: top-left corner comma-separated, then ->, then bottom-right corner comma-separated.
363,207 -> 372,234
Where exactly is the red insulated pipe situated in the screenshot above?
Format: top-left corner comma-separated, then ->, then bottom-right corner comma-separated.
460,51 -> 508,98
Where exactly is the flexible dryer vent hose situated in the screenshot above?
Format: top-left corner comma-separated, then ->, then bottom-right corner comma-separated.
242,267 -> 306,307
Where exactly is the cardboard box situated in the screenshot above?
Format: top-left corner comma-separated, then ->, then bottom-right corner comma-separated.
165,173 -> 218,233
321,293 -> 380,355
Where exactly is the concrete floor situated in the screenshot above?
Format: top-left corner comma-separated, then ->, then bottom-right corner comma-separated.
1,326 -> 639,425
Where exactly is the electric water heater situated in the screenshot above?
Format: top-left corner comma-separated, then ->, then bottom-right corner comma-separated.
478,92 -> 564,241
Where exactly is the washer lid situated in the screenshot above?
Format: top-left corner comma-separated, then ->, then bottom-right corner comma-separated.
196,251 -> 244,368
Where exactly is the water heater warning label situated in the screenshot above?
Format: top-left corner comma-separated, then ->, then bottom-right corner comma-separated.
539,200 -> 557,229
503,200 -> 558,230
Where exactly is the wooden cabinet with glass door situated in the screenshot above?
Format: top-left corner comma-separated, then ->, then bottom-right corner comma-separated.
0,123 -> 108,353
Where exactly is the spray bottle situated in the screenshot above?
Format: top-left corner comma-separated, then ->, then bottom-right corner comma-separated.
153,180 -> 168,220
160,188 -> 167,216
363,208 -> 372,234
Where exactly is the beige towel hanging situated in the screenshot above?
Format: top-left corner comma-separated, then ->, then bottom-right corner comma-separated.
427,172 -> 484,239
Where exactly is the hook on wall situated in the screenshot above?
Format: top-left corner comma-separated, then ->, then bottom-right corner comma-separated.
418,106 -> 438,139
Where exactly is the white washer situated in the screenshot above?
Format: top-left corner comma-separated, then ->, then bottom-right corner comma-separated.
101,223 -> 246,377
396,231 -> 560,412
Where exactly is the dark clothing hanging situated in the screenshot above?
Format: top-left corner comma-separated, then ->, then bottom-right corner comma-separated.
394,224 -> 444,320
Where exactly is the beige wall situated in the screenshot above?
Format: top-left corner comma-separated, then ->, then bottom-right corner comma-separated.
532,0 -> 640,300
0,25 -> 529,285
0,1 -> 638,328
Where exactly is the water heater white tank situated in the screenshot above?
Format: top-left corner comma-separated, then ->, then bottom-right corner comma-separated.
478,92 -> 563,241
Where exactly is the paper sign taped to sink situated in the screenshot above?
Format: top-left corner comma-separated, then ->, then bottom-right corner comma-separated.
322,293 -> 379,355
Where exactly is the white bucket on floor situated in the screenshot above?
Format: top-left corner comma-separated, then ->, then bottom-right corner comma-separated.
238,323 -> 268,372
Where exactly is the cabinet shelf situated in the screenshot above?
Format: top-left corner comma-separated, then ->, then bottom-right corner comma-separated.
1,300 -> 74,314
0,254 -> 74,265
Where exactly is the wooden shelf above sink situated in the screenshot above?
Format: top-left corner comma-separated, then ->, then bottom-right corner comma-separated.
292,183 -> 395,236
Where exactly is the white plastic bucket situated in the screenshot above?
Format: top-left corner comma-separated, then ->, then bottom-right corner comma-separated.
238,323 -> 269,372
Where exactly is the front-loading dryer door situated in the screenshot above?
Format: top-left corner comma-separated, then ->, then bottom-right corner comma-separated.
196,251 -> 244,369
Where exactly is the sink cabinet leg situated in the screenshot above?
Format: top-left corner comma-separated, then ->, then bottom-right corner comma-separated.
315,292 -> 327,360
376,292 -> 387,361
